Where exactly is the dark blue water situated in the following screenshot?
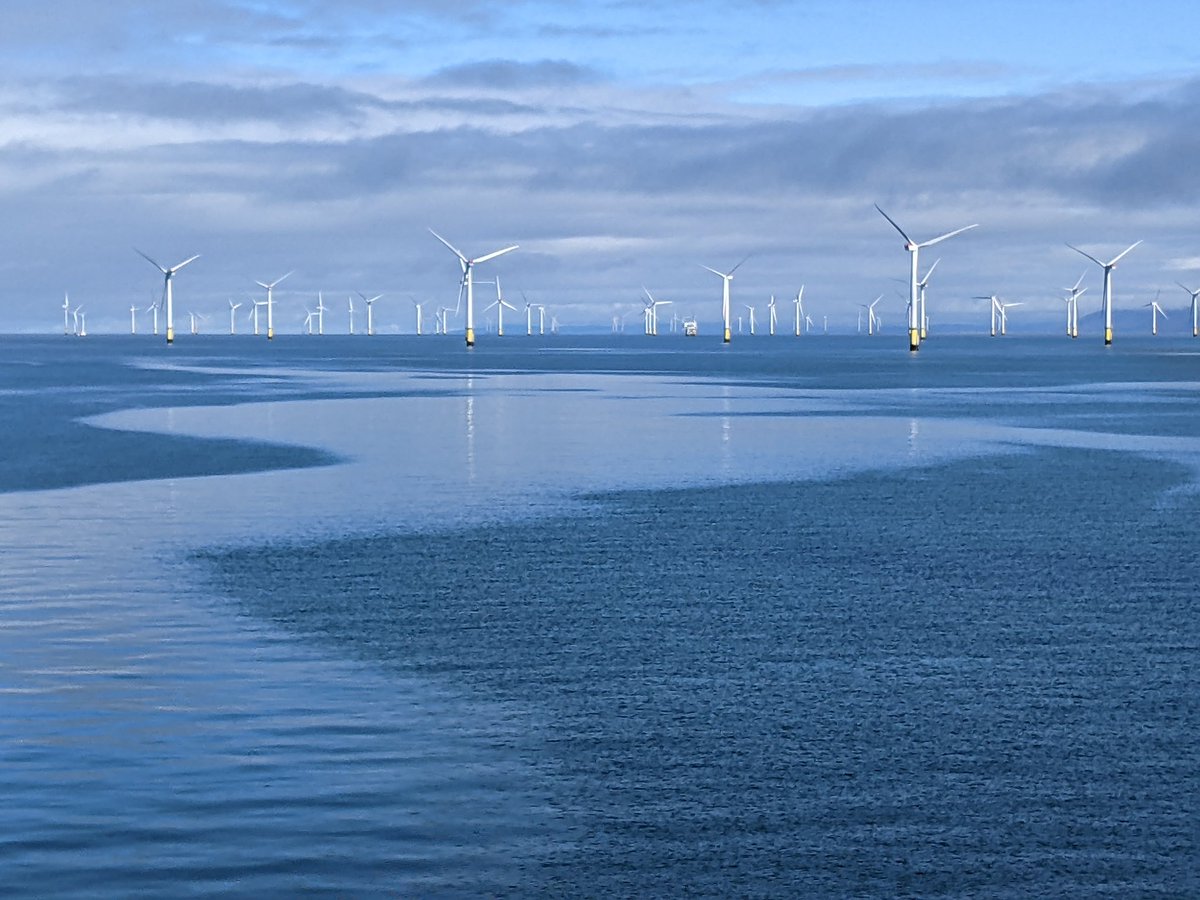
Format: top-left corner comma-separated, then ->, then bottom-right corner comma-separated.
1,333 -> 1198,896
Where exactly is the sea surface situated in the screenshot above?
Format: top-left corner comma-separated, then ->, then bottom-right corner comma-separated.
1,333 -> 1198,897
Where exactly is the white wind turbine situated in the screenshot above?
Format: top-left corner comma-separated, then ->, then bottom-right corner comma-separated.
1176,281 -> 1200,337
347,295 -> 356,334
859,296 -> 882,335
996,299 -> 1022,335
254,271 -> 291,340
792,287 -> 805,337
536,304 -> 546,335
148,300 -> 160,335
524,294 -> 534,336
129,303 -> 138,334
228,299 -> 242,335
62,293 -> 71,335
875,205 -> 977,352
429,229 -> 518,347
359,293 -> 380,336
1064,272 -> 1087,339
77,307 -> 86,337
744,304 -> 757,335
1067,240 -> 1141,345
767,295 -> 777,335
483,277 -> 517,336
701,255 -> 749,343
1146,295 -> 1167,335
136,249 -> 200,344
975,295 -> 1001,336
250,299 -> 267,336
303,308 -> 315,335
317,293 -> 329,335
413,299 -> 424,335
915,257 -> 939,339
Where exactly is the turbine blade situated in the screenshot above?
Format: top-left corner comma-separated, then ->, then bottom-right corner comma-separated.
1107,240 -> 1143,266
473,245 -> 519,265
429,228 -> 467,262
921,258 -> 940,282
1066,243 -> 1105,267
170,254 -> 201,273
700,265 -> 725,278
874,204 -> 912,244
135,248 -> 168,274
919,223 -> 979,248
728,253 -> 751,275
273,270 -> 294,287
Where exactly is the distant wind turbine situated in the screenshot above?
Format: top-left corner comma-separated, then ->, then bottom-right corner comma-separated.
1145,295 -> 1167,336
1176,281 -> 1200,337
62,293 -> 71,335
1067,240 -> 1141,345
975,295 -> 1001,336
875,205 -> 977,352
859,296 -> 882,336
429,229 -> 518,347
359,293 -> 380,336
137,249 -> 200,344
77,307 -> 86,337
916,258 -> 939,339
744,304 -> 757,335
254,271 -> 292,340
317,293 -> 328,335
793,287 -> 805,337
483,277 -> 516,336
701,255 -> 749,344
129,303 -> 138,335
413,299 -> 424,335
228,299 -> 242,335
1063,272 -> 1087,339
767,296 -> 777,336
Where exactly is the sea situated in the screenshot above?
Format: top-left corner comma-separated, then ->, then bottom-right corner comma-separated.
1,332 -> 1197,897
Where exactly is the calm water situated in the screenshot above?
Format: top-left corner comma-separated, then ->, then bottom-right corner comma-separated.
1,333 -> 1198,896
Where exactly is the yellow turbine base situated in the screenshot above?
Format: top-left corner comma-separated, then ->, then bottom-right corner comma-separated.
166,327 -> 174,344
920,327 -> 927,339
723,328 -> 731,343
465,327 -> 475,347
909,328 -> 920,352
1104,327 -> 1112,345
267,328 -> 274,340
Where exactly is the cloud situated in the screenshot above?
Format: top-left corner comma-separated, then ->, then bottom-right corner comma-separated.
425,59 -> 602,90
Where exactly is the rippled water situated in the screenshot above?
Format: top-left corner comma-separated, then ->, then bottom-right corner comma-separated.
1,334 -> 1198,896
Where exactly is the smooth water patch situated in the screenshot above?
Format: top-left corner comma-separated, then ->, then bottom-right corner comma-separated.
204,446 -> 1200,896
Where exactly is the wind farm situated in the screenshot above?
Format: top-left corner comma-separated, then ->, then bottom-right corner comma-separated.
5,5 -> 1200,899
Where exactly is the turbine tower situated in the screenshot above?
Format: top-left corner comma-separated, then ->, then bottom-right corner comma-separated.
874,205 -> 977,352
767,296 -> 777,336
228,299 -> 242,335
792,287 -> 805,337
859,296 -> 882,336
317,292 -> 329,335
129,304 -> 138,335
701,255 -> 748,343
62,293 -> 71,335
1067,240 -> 1141,345
255,271 -> 292,340
136,249 -> 200,344
916,258 -> 939,339
1176,281 -> 1200,337
429,229 -> 518,347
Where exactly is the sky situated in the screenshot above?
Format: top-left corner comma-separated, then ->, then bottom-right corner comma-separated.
4,0 -> 1200,334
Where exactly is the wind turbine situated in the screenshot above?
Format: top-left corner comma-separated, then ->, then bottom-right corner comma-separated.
916,258 -> 940,339
792,287 -> 805,336
482,277 -> 517,336
874,205 -> 977,352
136,249 -> 200,344
429,229 -> 518,347
1064,272 -> 1087,338
1146,295 -> 1167,335
358,293 -> 380,336
254,271 -> 291,340
228,299 -> 242,335
77,308 -> 86,337
641,288 -> 672,336
1067,240 -> 1141,345
975,295 -> 1001,336
524,294 -> 534,336
317,293 -> 329,335
859,296 -> 882,335
701,255 -> 749,343
1176,281 -> 1200,337
149,300 -> 160,335
536,304 -> 546,335
413,299 -> 424,335
744,304 -> 757,335
250,299 -> 267,336
129,304 -> 138,335
63,293 -> 71,335
767,296 -> 777,335
72,305 -> 82,336
996,299 -> 1022,335
303,308 -> 315,335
